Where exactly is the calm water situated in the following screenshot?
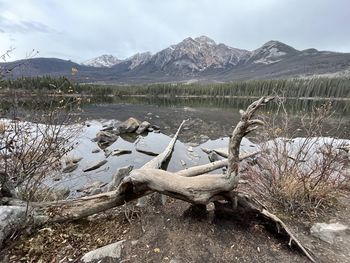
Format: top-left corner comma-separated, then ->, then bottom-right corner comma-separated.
80,96 -> 350,139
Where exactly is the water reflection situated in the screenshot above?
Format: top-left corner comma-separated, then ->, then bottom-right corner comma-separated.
99,96 -> 350,116
1,95 -> 349,139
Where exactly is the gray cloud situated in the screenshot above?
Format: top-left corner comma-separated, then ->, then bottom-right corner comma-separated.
0,15 -> 50,33
0,0 -> 349,62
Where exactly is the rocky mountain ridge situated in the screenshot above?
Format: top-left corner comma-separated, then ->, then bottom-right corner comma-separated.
2,36 -> 350,83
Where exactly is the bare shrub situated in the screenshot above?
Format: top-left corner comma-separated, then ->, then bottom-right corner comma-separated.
243,98 -> 350,217
0,50 -> 82,201
0,96 -> 82,201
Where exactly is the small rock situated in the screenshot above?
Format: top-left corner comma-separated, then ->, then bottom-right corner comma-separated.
95,131 -> 118,148
152,125 -> 160,130
65,157 -> 83,164
187,146 -> 194,152
112,149 -> 132,156
180,160 -> 186,166
100,126 -> 114,132
77,180 -> 107,195
154,130 -> 160,133
92,149 -> 100,153
136,121 -> 151,134
201,147 -> 212,154
136,148 -> 159,156
213,148 -> 229,158
83,160 -> 108,172
310,222 -> 349,244
208,152 -> 220,162
117,117 -> 140,133
62,163 -> 78,173
148,127 -> 154,132
107,166 -> 133,191
81,240 -> 125,263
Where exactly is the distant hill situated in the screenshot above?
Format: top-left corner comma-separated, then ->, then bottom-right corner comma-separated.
1,36 -> 350,83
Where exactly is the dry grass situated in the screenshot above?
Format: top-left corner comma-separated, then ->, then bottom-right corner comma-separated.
243,99 -> 350,218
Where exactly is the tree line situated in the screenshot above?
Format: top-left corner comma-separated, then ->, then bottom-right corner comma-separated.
1,76 -> 349,99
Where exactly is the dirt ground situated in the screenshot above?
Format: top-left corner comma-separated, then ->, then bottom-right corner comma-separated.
1,194 -> 349,263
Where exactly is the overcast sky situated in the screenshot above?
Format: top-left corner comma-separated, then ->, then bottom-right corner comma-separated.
0,0 -> 349,62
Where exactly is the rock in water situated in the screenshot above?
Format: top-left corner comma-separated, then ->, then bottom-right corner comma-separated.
117,117 -> 140,133
65,157 -> 83,164
77,180 -> 107,195
83,160 -> 108,172
136,121 -> 151,134
213,148 -> 228,158
310,222 -> 349,244
107,166 -> 133,191
135,148 -> 159,156
112,149 -> 132,156
95,131 -> 118,148
62,163 -> 78,173
100,126 -> 114,132
0,206 -> 26,248
81,240 -> 125,262
208,151 -> 220,162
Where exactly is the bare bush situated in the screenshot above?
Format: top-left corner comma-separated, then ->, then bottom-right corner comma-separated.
0,50 -> 82,202
243,98 -> 350,217
0,96 -> 82,201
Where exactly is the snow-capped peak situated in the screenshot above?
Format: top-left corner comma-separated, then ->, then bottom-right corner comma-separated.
125,52 -> 152,69
82,54 -> 121,68
248,40 -> 298,65
194,36 -> 216,46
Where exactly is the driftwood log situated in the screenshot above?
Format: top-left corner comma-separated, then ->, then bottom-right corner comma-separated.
1,97 -> 315,262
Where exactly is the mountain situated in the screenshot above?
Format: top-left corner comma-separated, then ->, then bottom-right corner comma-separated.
146,36 -> 250,75
82,54 -> 121,67
124,52 -> 152,70
246,40 -> 298,65
1,36 -> 350,83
